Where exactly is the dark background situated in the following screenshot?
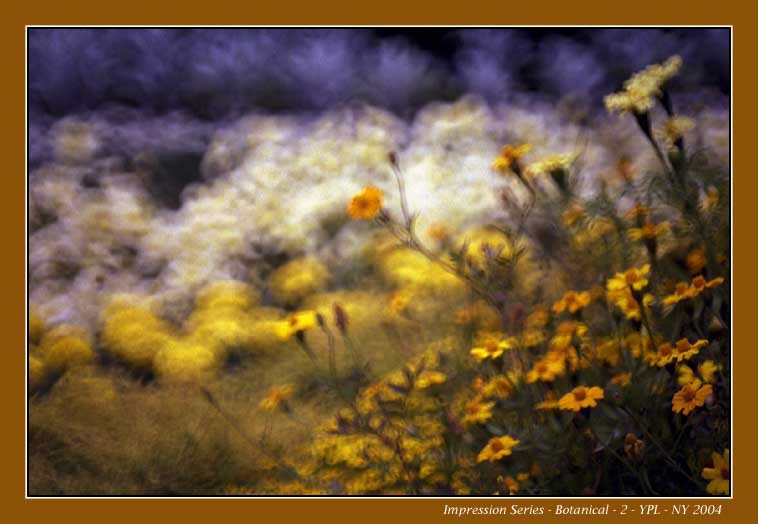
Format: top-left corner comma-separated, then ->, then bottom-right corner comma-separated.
29,27 -> 730,119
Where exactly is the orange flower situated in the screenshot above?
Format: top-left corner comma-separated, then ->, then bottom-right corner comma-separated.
347,186 -> 383,220
552,290 -> 592,314
701,449 -> 729,495
690,275 -> 725,294
259,384 -> 294,411
427,223 -> 450,241
476,435 -> 520,463
672,380 -> 712,415
628,220 -> 668,241
492,144 -> 531,173
462,399 -> 495,426
558,386 -> 604,411
526,356 -> 565,383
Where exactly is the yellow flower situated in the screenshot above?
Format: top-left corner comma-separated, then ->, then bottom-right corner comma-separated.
663,281 -> 696,307
607,264 -> 651,293
561,203 -> 585,228
526,305 -> 549,329
470,334 -> 512,362
415,371 -> 447,389
654,339 -> 705,367
687,249 -> 707,275
674,338 -> 708,362
492,143 -> 531,173
701,449 -> 730,495
259,384 -> 294,411
558,386 -> 604,411
535,391 -> 560,410
462,400 -> 495,426
655,116 -> 695,151
610,371 -> 632,387
698,360 -> 720,384
604,55 -> 682,114
690,275 -> 725,296
481,375 -> 514,399
628,221 -> 669,241
348,186 -> 383,220
476,435 -> 520,463
38,326 -> 95,372
497,475 -> 520,495
387,289 -> 413,317
625,204 -> 651,221
268,257 -> 329,306
526,356 -> 565,383
525,152 -> 578,178
275,310 -> 318,341
552,290 -> 592,314
672,380 -> 712,415
677,364 -> 697,386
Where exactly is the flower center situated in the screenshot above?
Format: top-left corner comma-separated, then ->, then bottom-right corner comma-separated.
573,389 -> 587,401
676,340 -> 690,352
625,271 -> 639,285
490,440 -> 504,452
682,388 -> 696,402
720,467 -> 729,480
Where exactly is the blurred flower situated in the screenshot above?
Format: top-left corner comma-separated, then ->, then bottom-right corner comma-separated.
275,310 -> 318,341
607,264 -> 651,293
470,333 -> 512,362
526,356 -> 565,383
701,449 -> 730,495
526,305 -> 549,329
677,364 -> 697,386
624,433 -> 645,462
476,435 -> 520,463
615,158 -> 636,183
558,386 -> 604,411
497,475 -> 520,495
687,249 -> 707,275
655,116 -> 695,151
690,275 -> 725,295
492,143 -> 531,173
38,325 -> 94,373
698,360 -> 721,384
552,290 -> 592,314
481,375 -> 514,399
259,384 -> 295,411
561,203 -> 585,227
387,289 -> 413,318
427,223 -> 450,241
462,399 -> 495,426
607,287 -> 653,321
672,380 -> 712,415
524,152 -> 578,178
663,282 -> 696,306
701,186 -> 720,214
415,371 -> 447,389
604,55 -> 682,114
269,257 -> 329,306
348,186 -> 383,220
628,220 -> 668,241
611,371 -> 632,387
